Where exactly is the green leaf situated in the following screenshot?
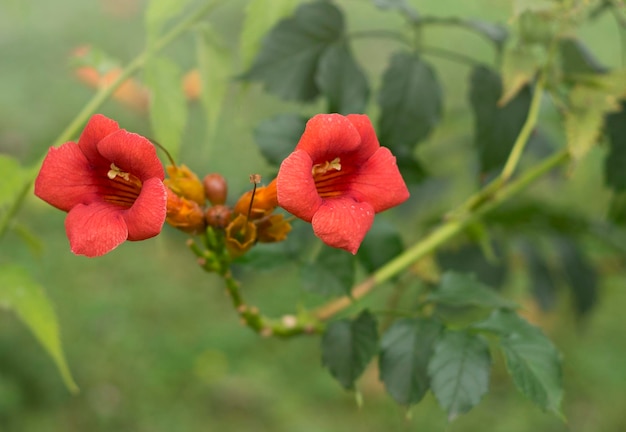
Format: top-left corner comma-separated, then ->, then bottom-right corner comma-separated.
196,24 -> 232,142
242,1 -> 344,102
438,240 -> 508,289
240,0 -> 298,69
372,0 -> 419,21
397,153 -> 428,185
378,51 -> 443,155
499,44 -> 543,106
0,155 -> 29,217
608,191 -> 626,226
0,265 -> 78,393
144,56 -> 188,160
553,236 -> 597,317
321,310 -> 378,390
379,317 -> 442,405
463,19 -> 508,50
145,0 -> 192,44
357,219 -> 404,273
427,271 -> 517,309
518,10 -> 556,46
428,330 -> 491,420
519,240 -> 557,311
468,65 -> 532,174
300,246 -> 356,297
254,113 -> 307,166
473,309 -> 563,415
316,41 -> 369,114
559,37 -> 607,76
604,100 -> 626,191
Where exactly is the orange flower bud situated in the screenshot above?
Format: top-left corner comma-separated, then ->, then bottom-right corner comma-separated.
233,179 -> 278,219
205,204 -> 232,229
182,69 -> 202,101
256,214 -> 292,243
203,173 -> 228,206
224,214 -> 257,258
164,164 -> 206,206
165,188 -> 206,234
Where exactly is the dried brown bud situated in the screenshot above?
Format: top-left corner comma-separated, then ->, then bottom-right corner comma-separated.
203,173 -> 228,206
205,204 -> 232,229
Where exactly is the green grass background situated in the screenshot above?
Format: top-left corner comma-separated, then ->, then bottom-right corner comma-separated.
1,0 -> 626,431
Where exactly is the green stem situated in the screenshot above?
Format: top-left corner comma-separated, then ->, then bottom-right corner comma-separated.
314,149 -> 570,321
0,0 -> 219,241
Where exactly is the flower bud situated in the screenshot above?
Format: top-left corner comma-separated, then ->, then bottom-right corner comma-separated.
165,188 -> 206,234
205,204 -> 232,229
164,164 -> 205,206
233,179 -> 277,219
203,173 -> 228,206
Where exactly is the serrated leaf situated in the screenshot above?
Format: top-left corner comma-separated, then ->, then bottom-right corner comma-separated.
357,219 -> 404,273
604,100 -> 626,191
379,317 -> 442,405
316,41 -> 369,114
240,0 -> 298,69
474,310 -> 562,415
300,246 -> 356,297
242,1 -> 344,102
0,265 -> 78,393
559,37 -> 607,75
427,271 -> 517,309
254,114 -> 307,166
428,331 -> 491,420
468,65 -> 532,174
196,24 -> 232,143
378,51 -> 442,156
144,56 -> 187,160
321,310 -> 378,390
145,0 -> 192,44
553,236 -> 597,316
499,44 -> 542,106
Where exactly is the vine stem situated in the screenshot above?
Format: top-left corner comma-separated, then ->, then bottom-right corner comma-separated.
313,149 -> 570,321
0,0 -> 219,240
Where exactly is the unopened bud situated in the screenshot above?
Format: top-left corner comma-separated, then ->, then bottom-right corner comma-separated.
205,205 -> 232,229
203,173 -> 228,206
165,164 -> 205,206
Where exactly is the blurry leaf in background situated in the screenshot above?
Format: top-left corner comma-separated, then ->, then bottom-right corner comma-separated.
357,219 -> 404,274
242,1 -> 344,102
474,309 -> 563,416
316,40 -> 369,114
468,65 -> 531,175
0,155 -> 31,227
378,52 -> 443,156
462,19 -> 509,51
0,265 -> 78,394
427,271 -> 517,309
254,114 -> 307,166
519,239 -> 558,311
144,56 -> 188,160
558,37 -> 607,75
608,191 -> 626,226
300,246 -> 356,297
145,0 -> 192,44
517,9 -> 556,46
396,155 -> 428,185
321,310 -> 378,390
437,240 -> 508,289
371,0 -> 420,22
604,100 -> 626,191
428,330 -> 491,421
498,44 -> 542,106
239,0 -> 298,69
553,236 -> 598,317
196,24 -> 232,143
379,317 -> 442,405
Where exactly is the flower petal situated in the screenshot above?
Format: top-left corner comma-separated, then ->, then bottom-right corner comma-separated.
34,142 -> 100,211
346,114 -> 381,162
295,114 -> 362,164
97,130 -> 165,181
65,202 -> 128,257
78,114 -> 120,166
350,147 -> 410,212
311,197 -> 375,254
277,149 -> 322,222
123,177 -> 167,241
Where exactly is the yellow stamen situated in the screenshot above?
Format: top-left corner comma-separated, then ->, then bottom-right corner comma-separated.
312,157 -> 341,176
107,163 -> 130,181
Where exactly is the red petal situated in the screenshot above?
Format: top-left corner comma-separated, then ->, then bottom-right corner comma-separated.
124,177 -> 167,241
295,114 -> 362,164
350,147 -> 410,212
346,114 -> 380,162
97,130 -> 164,181
311,197 -> 375,254
78,114 -> 120,166
65,202 -> 128,257
34,142 -> 100,211
277,149 -> 322,222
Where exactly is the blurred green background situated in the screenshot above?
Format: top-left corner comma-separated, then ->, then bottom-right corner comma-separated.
1,0 -> 626,431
